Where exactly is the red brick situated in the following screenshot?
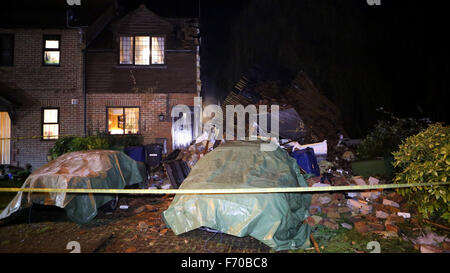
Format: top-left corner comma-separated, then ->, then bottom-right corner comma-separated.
354,221 -> 369,234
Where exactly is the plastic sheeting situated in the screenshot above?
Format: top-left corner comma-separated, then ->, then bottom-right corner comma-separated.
0,150 -> 146,224
162,140 -> 312,251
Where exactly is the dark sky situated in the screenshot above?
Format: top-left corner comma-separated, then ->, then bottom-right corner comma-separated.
197,0 -> 449,136
2,0 -> 448,137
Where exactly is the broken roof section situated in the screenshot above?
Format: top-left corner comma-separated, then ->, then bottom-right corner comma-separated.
222,65 -> 346,144
254,107 -> 306,141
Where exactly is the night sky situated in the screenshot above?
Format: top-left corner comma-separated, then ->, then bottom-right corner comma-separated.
2,0 -> 449,137
198,0 -> 449,137
145,0 -> 449,137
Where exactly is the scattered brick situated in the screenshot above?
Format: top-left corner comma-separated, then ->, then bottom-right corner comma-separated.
384,221 -> 400,234
354,222 -> 369,234
382,199 -> 400,208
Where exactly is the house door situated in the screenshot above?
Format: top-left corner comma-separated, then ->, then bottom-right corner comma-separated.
0,112 -> 11,164
172,107 -> 194,150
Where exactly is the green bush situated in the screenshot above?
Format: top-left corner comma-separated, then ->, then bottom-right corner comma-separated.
49,136 -> 76,159
69,136 -> 110,152
49,133 -> 144,159
357,109 -> 430,160
393,123 -> 450,222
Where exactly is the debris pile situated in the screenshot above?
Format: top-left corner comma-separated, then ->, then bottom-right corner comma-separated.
253,72 -> 346,143
412,232 -> 450,253
147,171 -> 172,189
177,140 -> 216,168
306,175 -> 415,240
222,71 -> 346,144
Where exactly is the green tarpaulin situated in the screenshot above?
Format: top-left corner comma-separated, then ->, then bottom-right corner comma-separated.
162,141 -> 312,251
0,150 -> 146,224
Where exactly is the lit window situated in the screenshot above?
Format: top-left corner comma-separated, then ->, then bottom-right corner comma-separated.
135,36 -> 150,65
119,36 -> 133,64
108,107 -> 140,135
43,108 -> 59,140
151,37 -> 164,64
119,36 -> 164,65
43,35 -> 60,65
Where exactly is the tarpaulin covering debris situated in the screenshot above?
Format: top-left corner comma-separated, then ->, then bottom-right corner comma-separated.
162,140 -> 312,251
0,150 -> 146,224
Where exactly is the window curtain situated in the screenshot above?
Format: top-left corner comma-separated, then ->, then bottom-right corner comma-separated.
135,36 -> 150,65
0,112 -> 11,164
124,108 -> 139,134
151,37 -> 164,64
43,109 -> 58,139
120,36 -> 133,64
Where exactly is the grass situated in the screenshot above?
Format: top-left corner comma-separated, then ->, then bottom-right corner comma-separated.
291,225 -> 419,253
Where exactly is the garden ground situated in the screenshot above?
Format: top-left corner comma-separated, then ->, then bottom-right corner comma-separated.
1,177 -> 446,253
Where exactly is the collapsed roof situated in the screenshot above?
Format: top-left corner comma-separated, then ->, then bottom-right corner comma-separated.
222,67 -> 347,144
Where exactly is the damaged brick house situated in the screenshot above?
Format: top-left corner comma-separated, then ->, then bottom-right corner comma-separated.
0,2 -> 200,169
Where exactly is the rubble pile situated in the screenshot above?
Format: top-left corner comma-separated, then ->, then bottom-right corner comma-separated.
253,71 -> 346,143
305,172 -> 450,253
306,175 -> 411,238
326,139 -> 358,173
147,170 -> 172,189
219,70 -> 358,175
412,232 -> 450,253
222,71 -> 347,144
176,140 -> 215,168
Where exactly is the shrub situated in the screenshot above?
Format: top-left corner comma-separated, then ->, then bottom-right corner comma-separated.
50,136 -> 110,159
49,133 -> 144,159
49,136 -> 75,159
357,108 -> 430,160
393,123 -> 450,222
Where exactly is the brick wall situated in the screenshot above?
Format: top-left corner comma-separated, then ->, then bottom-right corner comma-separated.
0,28 -> 84,169
87,92 -> 196,151
0,6 -> 199,169
85,5 -> 199,153
85,51 -> 197,93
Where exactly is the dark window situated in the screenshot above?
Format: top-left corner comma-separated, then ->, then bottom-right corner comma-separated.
119,36 -> 164,65
0,34 -> 14,66
43,35 -> 60,66
107,107 -> 140,134
42,108 -> 59,140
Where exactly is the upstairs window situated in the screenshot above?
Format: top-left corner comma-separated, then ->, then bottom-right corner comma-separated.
151,37 -> 164,64
107,107 -> 140,135
43,35 -> 60,66
42,108 -> 59,140
119,36 -> 133,64
119,36 -> 164,65
0,34 -> 14,66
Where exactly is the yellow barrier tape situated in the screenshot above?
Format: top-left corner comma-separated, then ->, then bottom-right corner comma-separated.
0,182 -> 448,195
